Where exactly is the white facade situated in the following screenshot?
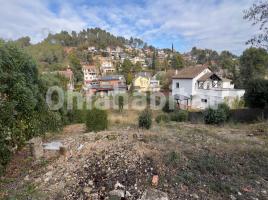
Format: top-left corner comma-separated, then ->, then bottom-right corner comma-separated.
172,68 -> 245,109
82,65 -> 98,84
101,61 -> 115,74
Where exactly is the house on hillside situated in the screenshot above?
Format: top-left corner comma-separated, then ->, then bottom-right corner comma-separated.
85,75 -> 127,96
133,72 -> 160,92
172,65 -> 245,109
100,60 -> 115,74
82,65 -> 99,86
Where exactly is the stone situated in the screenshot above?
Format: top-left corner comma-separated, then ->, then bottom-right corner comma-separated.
109,189 -> 125,198
230,195 -> 236,200
28,137 -> 43,159
152,175 -> 159,187
24,175 -> 30,181
192,193 -> 199,199
83,187 -> 92,194
140,189 -> 169,200
114,181 -> 125,189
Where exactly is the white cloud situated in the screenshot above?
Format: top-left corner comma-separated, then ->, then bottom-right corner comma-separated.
0,0 -> 258,54
0,0 -> 86,43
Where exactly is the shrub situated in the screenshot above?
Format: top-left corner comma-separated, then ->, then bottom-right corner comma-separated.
155,114 -> 170,124
204,108 -> 226,124
86,108 -> 108,132
244,79 -> 268,108
204,103 -> 231,125
138,109 -> 152,129
170,110 -> 188,122
218,103 -> 231,120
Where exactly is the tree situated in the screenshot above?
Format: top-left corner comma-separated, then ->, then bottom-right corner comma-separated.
171,54 -> 184,69
244,1 -> 268,49
121,59 -> 134,84
152,51 -> 157,70
240,47 -> 268,86
0,41 -> 63,171
135,61 -> 142,72
118,96 -> 124,112
68,52 -> 83,83
244,79 -> 268,108
13,37 -> 31,48
86,108 -> 108,132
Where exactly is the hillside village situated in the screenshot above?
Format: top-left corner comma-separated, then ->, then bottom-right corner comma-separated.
44,30 -> 248,110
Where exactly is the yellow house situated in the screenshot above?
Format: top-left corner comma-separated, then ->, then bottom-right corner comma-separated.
133,76 -> 150,92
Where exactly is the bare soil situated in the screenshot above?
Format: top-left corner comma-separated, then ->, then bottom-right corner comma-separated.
1,114 -> 268,200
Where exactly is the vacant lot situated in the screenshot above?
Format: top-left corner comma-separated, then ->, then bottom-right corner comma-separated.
1,110 -> 268,200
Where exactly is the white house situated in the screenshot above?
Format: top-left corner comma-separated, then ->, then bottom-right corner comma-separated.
101,60 -> 115,74
172,65 -> 245,109
82,65 -> 98,85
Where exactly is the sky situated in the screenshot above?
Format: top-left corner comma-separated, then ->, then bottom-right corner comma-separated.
0,0 -> 258,55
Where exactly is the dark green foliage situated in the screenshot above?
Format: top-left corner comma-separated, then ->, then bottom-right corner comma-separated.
170,53 -> 184,69
45,28 -> 144,49
217,103 -> 231,120
170,110 -> 188,122
86,108 -> 108,132
0,41 -> 63,173
68,51 -> 83,83
204,106 -> 229,125
244,79 -> 268,108
138,109 -> 152,129
26,42 -> 65,72
240,48 -> 268,86
155,114 -> 170,124
118,96 -> 124,112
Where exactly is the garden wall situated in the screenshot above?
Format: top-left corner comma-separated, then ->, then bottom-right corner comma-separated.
188,108 -> 268,123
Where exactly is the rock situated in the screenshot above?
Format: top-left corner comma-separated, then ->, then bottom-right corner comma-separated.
140,189 -> 168,200
261,190 -> 267,195
83,187 -> 92,194
24,175 -> 30,181
88,180 -> 94,186
152,175 -> 159,187
28,137 -> 43,159
230,195 -> 236,200
114,181 -> 125,189
77,144 -> 84,151
109,189 -> 125,198
191,193 -> 199,199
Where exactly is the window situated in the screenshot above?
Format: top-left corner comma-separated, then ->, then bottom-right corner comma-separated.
176,82 -> 180,88
201,99 -> 207,103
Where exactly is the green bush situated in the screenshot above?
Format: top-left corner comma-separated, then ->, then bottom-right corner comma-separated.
204,108 -> 226,125
155,114 -> 170,124
218,103 -> 231,120
86,108 -> 108,132
138,109 -> 152,129
204,103 -> 231,125
244,79 -> 268,108
170,110 -> 188,122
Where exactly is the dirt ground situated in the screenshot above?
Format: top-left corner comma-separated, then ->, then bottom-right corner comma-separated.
0,111 -> 268,200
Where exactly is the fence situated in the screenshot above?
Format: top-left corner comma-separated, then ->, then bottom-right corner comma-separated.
188,108 -> 268,123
